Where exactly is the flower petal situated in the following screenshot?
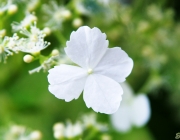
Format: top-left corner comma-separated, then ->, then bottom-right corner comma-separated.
110,105 -> 132,132
83,74 -> 123,114
131,94 -> 151,127
94,47 -> 133,83
48,64 -> 87,102
65,26 -> 108,69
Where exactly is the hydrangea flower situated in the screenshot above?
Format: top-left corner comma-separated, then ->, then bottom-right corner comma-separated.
48,26 -> 133,114
110,82 -> 151,132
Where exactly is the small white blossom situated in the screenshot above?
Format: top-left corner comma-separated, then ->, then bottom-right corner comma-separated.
43,27 -> 51,36
12,13 -> 37,32
74,0 -> 91,15
65,121 -> 82,138
28,130 -> 42,140
53,121 -> 82,139
7,4 -> 18,15
110,82 -> 151,132
5,33 -> 20,52
48,26 -> 133,114
82,113 -> 108,131
42,1 -> 71,30
3,124 -> 42,140
10,125 -> 25,136
0,34 -> 19,62
17,23 -> 50,53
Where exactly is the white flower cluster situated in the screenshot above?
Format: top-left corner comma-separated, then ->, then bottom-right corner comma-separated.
0,20 -> 50,63
48,26 -> 133,114
53,121 -> 82,139
0,33 -> 19,62
42,1 -> 71,30
18,22 -> 50,53
53,113 -> 108,140
2,124 -> 42,140
81,113 -> 108,131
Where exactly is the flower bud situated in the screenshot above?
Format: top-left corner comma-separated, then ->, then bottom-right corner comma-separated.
51,49 -> 59,56
8,4 -> 18,15
72,18 -> 83,28
0,29 -> 6,37
43,27 -> 51,36
62,9 -> 72,19
53,123 -> 65,139
23,54 -> 34,63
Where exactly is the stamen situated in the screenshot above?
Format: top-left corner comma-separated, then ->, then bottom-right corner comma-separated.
87,69 -> 93,74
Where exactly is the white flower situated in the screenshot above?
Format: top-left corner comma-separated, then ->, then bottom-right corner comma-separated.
28,130 -> 42,140
74,0 -> 91,15
17,23 -> 50,53
0,34 -> 19,63
48,26 -> 133,114
110,82 -> 151,132
65,121 -> 82,138
11,13 -> 37,32
81,113 -> 108,131
53,121 -> 82,139
42,1 -> 71,30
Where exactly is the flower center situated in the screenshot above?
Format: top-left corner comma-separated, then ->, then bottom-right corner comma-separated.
87,68 -> 93,74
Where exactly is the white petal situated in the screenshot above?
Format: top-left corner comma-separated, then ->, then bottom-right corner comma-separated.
83,74 -> 123,114
131,94 -> 151,127
94,47 -> 133,83
110,105 -> 132,132
48,64 -> 87,102
65,26 -> 108,69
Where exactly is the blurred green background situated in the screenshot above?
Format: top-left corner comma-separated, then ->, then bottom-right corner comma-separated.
0,0 -> 180,139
